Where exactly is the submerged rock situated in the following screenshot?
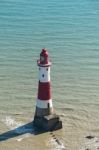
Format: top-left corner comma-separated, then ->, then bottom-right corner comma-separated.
86,135 -> 94,140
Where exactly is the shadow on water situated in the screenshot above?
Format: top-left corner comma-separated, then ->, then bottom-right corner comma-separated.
0,122 -> 46,142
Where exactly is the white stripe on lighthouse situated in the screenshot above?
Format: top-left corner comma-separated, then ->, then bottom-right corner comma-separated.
36,99 -> 53,108
39,67 -> 50,83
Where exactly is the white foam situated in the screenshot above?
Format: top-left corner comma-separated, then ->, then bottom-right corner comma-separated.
85,137 -> 99,150
2,116 -> 22,130
80,137 -> 99,150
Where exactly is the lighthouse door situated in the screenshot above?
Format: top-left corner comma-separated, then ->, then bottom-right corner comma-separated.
48,103 -> 50,108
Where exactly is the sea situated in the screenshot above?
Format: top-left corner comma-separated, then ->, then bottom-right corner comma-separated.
0,0 -> 99,149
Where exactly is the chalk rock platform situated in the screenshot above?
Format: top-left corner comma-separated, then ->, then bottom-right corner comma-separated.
81,135 -> 99,150
33,114 -> 62,131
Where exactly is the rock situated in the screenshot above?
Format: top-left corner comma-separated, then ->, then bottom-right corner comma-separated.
86,135 -> 94,140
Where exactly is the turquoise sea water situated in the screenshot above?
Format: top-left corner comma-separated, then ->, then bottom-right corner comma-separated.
0,0 -> 99,149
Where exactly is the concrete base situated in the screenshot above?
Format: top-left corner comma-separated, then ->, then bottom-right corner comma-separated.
34,114 -> 62,131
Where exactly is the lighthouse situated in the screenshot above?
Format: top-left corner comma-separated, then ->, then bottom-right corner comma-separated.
34,49 -> 62,131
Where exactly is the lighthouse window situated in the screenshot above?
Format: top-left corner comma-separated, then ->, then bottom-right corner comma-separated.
42,74 -> 44,78
46,68 -> 48,71
40,56 -> 44,62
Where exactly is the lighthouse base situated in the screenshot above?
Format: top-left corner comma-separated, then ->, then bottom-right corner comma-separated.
33,114 -> 62,131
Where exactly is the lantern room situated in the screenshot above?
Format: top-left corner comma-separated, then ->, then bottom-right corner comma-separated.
40,49 -> 49,64
37,48 -> 51,67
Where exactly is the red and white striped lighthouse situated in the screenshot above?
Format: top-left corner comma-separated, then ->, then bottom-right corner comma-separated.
35,48 -> 53,117
34,48 -> 62,131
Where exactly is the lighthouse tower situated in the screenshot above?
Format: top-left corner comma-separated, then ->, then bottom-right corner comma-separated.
35,49 -> 53,117
34,49 -> 62,131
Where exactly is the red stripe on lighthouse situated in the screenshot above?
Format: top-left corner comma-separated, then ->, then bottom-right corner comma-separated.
38,81 -> 51,100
